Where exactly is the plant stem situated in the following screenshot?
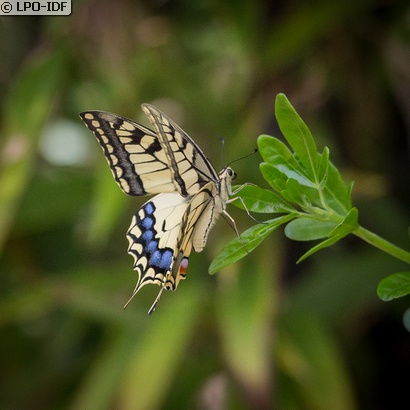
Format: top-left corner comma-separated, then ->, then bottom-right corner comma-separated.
353,226 -> 410,264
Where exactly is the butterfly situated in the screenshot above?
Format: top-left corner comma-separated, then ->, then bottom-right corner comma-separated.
80,104 -> 243,314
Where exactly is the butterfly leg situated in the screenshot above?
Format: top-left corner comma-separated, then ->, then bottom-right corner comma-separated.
227,195 -> 262,224
222,209 -> 250,255
230,182 -> 257,196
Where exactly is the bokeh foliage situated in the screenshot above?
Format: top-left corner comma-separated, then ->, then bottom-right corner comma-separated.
1,1 -> 409,409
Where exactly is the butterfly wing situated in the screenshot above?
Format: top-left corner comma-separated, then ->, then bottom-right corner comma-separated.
141,104 -> 219,196
125,183 -> 219,313
177,181 -> 221,253
79,111 -> 178,196
80,106 -> 220,198
126,192 -> 191,300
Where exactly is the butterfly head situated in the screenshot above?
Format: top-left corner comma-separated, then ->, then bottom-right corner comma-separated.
218,166 -> 236,198
220,166 -> 236,181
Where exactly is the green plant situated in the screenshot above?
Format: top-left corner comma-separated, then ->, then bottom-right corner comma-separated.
211,94 -> 410,306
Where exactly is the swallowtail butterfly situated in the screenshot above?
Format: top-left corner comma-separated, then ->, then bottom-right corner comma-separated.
80,104 -> 240,313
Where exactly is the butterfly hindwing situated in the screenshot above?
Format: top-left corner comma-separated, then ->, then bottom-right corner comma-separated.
124,185 -> 219,311
178,182 -> 220,253
126,193 -> 191,295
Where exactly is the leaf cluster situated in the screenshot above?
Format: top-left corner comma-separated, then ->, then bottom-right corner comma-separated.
211,94 -> 410,304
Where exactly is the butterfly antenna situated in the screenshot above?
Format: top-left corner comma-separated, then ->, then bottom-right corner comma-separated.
219,137 -> 225,167
226,148 -> 258,168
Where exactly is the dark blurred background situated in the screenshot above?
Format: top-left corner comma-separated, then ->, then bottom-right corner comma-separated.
1,1 -> 409,409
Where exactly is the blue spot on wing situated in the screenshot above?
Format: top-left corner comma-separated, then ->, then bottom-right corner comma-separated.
141,216 -> 154,229
148,249 -> 173,270
144,202 -> 155,215
146,239 -> 158,253
159,250 -> 173,270
149,250 -> 161,266
142,230 -> 154,242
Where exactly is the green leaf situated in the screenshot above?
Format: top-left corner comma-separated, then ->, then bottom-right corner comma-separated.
258,117 -> 353,217
297,233 -> 346,263
258,135 -> 313,187
377,272 -> 410,301
293,209 -> 358,262
231,185 -> 294,213
281,178 -> 304,204
275,93 -> 319,178
281,178 -> 319,207
284,218 -> 338,241
257,134 -> 296,166
209,215 -> 295,274
318,146 -> 330,189
260,162 -> 314,194
328,208 -> 359,237
321,161 -> 352,214
259,162 -> 288,192
279,166 -> 315,188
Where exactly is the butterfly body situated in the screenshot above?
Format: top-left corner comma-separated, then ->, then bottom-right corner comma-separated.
80,104 -> 236,313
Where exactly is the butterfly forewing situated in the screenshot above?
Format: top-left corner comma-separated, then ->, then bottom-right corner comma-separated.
80,111 -> 176,196
141,104 -> 219,194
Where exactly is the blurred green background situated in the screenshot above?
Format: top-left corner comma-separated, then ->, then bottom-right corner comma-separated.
1,1 -> 409,409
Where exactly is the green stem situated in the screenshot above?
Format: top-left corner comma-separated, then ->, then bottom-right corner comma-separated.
353,225 -> 410,264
